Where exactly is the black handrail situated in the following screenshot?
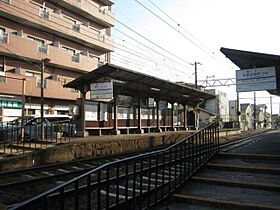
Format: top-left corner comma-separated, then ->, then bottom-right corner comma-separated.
9,121 -> 219,210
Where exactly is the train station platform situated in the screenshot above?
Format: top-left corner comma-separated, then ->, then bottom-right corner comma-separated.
0,128 -> 266,172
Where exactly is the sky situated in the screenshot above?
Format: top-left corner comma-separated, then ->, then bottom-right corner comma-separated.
110,0 -> 280,114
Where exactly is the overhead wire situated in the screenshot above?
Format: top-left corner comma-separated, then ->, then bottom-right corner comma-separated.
135,0 -> 235,71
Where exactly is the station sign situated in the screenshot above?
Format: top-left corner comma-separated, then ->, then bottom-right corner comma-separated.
90,81 -> 113,100
236,66 -> 277,92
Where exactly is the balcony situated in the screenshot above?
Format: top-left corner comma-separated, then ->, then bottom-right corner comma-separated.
0,0 -> 114,52
0,33 -> 100,72
49,0 -> 115,27
0,73 -> 80,100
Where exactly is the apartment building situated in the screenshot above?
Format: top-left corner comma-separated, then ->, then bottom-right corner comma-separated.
0,0 -> 114,121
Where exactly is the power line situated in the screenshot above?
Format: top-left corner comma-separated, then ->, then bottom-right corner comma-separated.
134,0 -> 214,59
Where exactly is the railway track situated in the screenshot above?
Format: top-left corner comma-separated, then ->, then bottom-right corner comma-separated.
0,145 -> 169,206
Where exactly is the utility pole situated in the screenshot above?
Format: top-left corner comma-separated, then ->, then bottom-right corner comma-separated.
253,92 -> 256,130
194,62 -> 201,89
41,58 -> 50,143
270,96 -> 272,128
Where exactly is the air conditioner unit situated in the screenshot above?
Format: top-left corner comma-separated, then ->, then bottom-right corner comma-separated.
39,8 -> 50,20
98,32 -> 105,42
2,0 -> 11,4
80,50 -> 89,56
16,30 -> 23,37
38,43 -> 48,54
0,32 -> 8,43
98,59 -> 105,66
71,54 -> 80,63
54,8 -> 61,15
84,21 -> 90,27
14,67 -> 20,74
51,74 -> 59,81
53,40 -> 60,48
72,24 -> 80,33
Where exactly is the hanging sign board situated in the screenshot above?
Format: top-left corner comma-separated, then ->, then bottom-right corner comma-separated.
236,66 -> 277,92
90,81 -> 113,100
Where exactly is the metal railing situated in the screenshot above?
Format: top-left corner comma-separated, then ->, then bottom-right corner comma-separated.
9,121 -> 219,210
0,120 -> 75,155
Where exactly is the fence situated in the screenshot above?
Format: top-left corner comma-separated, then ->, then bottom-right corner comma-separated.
10,121 -> 219,210
0,119 -> 75,155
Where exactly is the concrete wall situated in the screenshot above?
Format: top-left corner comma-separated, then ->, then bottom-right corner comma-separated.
0,131 -> 194,171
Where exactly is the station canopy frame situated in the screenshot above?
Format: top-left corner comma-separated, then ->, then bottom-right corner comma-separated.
64,63 -> 215,107
220,47 -> 280,96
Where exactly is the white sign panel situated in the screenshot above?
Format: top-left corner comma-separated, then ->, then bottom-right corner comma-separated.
90,82 -> 113,100
236,67 -> 277,92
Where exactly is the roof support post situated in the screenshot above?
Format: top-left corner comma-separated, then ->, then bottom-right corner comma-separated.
170,103 -> 176,131
137,97 -> 144,134
76,91 -> 89,137
155,99 -> 162,132
194,104 -> 200,130
183,104 -> 188,130
113,96 -> 120,135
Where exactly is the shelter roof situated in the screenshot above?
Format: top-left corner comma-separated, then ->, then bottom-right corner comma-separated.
64,63 -> 215,107
220,47 -> 280,96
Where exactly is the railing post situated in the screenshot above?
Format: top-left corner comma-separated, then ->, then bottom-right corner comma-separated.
87,175 -> 91,210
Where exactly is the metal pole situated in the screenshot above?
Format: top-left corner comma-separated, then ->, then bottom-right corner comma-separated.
21,79 -> 26,141
270,96 -> 272,128
195,62 -> 197,89
41,59 -> 45,142
236,92 -> 239,128
254,92 -> 256,130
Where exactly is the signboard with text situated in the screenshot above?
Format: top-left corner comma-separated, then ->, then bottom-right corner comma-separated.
0,100 -> 22,109
90,82 -> 113,100
236,67 -> 277,92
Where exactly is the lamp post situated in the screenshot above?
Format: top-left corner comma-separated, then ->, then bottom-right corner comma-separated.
41,58 -> 50,142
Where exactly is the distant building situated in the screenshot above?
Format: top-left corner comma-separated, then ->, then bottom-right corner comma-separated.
0,0 -> 114,121
271,114 -> 279,128
228,100 -> 238,120
204,89 -> 229,122
199,108 -> 216,128
240,103 -> 254,130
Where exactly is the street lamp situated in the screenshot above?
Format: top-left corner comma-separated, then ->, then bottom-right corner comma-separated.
41,58 -> 50,142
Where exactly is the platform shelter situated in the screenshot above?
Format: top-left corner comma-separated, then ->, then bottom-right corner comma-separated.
64,63 -> 215,136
